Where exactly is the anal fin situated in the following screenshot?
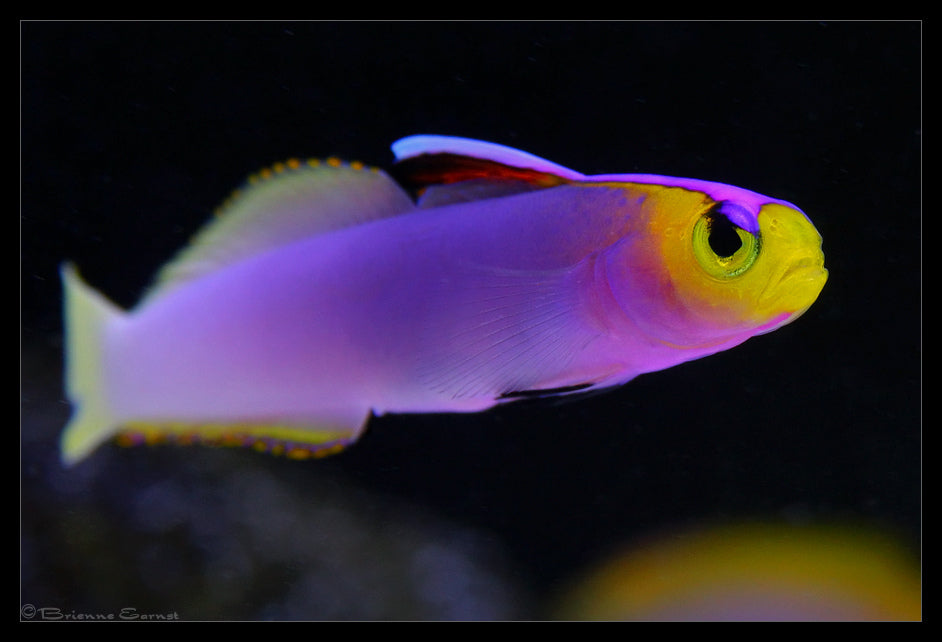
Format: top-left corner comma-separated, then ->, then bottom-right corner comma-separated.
116,419 -> 370,460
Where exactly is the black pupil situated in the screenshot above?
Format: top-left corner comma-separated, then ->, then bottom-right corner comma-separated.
707,214 -> 743,258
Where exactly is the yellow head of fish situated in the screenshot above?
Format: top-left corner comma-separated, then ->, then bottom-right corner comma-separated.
600,180 -> 827,353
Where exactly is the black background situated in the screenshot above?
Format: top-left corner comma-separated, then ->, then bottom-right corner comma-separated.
21,21 -> 920,619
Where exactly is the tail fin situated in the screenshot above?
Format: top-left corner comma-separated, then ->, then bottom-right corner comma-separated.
59,263 -> 124,466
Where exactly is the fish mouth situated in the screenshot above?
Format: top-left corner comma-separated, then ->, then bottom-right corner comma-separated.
781,258 -> 828,288
759,253 -> 828,317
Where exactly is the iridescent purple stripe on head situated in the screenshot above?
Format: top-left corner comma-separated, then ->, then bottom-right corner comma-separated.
582,173 -> 804,235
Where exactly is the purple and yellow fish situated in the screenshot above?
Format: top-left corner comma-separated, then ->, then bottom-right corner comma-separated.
60,135 -> 827,465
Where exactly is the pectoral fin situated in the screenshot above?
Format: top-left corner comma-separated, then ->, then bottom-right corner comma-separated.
415,263 -> 602,402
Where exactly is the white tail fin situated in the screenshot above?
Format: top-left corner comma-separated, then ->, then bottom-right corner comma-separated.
60,263 -> 124,466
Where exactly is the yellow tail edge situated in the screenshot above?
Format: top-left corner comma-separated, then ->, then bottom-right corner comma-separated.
59,263 -> 124,466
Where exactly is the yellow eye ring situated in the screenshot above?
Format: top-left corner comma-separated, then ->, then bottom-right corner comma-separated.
692,212 -> 760,279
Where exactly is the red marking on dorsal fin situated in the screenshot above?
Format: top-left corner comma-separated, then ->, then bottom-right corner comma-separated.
392,152 -> 572,192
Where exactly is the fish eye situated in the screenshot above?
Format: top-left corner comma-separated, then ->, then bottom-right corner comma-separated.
692,207 -> 760,279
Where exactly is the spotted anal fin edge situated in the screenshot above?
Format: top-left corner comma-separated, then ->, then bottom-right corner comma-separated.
115,418 -> 371,460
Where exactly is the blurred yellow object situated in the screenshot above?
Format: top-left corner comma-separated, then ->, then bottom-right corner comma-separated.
556,522 -> 920,621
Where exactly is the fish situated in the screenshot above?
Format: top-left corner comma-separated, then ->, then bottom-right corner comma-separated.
59,135 -> 828,465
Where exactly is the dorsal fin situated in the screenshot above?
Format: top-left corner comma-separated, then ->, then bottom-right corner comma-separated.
392,135 -> 585,179
143,158 -> 416,302
392,152 -> 573,190
390,135 -> 582,207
